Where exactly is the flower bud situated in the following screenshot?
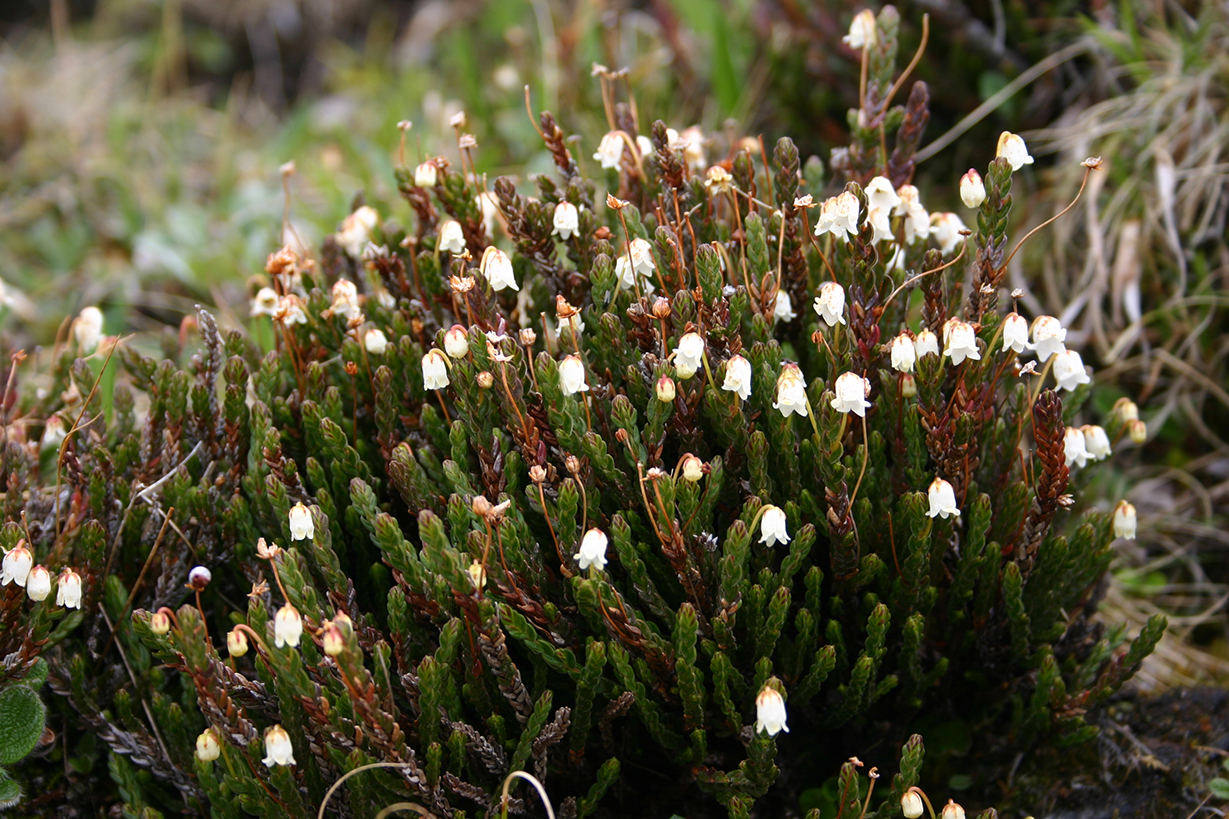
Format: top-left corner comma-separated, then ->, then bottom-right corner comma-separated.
477,371 -> 495,389
656,375 -> 677,402
467,560 -> 487,589
941,800 -> 966,819
680,454 -> 704,483
322,621 -> 346,657
227,628 -> 249,657
196,728 -> 221,762
901,790 -> 925,819
1113,397 -> 1139,423
960,169 -> 986,208
19,563 -> 51,604
900,373 -> 917,398
1128,419 -> 1147,444
188,566 -> 212,591
518,328 -> 537,346
150,610 -> 171,636
444,325 -> 470,358
363,328 -> 388,355
1113,500 -> 1137,539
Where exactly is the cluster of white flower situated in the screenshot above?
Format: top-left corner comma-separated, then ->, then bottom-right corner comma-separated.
1,542 -> 82,608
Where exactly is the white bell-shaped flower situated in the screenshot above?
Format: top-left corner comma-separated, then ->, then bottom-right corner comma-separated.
941,800 -> 967,819
842,9 -> 877,49
423,350 -> 450,390
274,603 -> 303,649
26,565 -> 51,602
74,306 -> 104,352
943,319 -> 981,366
673,332 -> 705,380
364,328 -> 388,355
1031,316 -> 1067,361
773,290 -> 796,323
773,364 -> 809,418
754,685 -> 789,736
759,505 -> 790,547
593,132 -> 624,169
864,176 -> 901,213
1002,313 -> 1031,354
865,206 -> 894,244
1053,349 -> 1091,392
444,325 -> 469,358
330,279 -> 361,321
337,206 -> 379,257
1082,425 -> 1112,460
894,185 -> 930,244
481,248 -> 518,292
930,212 -> 966,254
927,477 -> 961,519
901,791 -> 925,819
1113,500 -> 1137,539
559,355 -> 590,395
262,725 -> 296,767
1064,426 -> 1091,468
721,355 -> 752,400
814,192 -> 860,241
56,569 -> 82,609
439,220 -> 466,254
574,528 -> 608,571
414,161 -> 437,187
196,729 -> 221,763
1,542 -> 33,587
891,333 -> 916,373
289,502 -> 314,541
959,169 -> 986,208
915,329 -> 940,358
996,131 -> 1035,171
813,281 -> 847,327
831,372 -> 872,417
553,201 -> 579,240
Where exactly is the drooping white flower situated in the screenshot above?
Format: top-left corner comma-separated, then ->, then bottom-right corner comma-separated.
559,355 -> 590,395
941,800 -> 967,819
628,238 -> 656,278
831,372 -> 872,417
891,333 -> 916,373
1113,500 -> 1137,539
337,206 -> 379,257
673,332 -> 705,380
414,161 -> 438,188
444,325 -> 469,358
593,132 -> 624,170
930,212 -> 967,254
759,505 -> 790,547
773,363 -> 809,418
842,9 -> 877,49
1002,313 -> 1031,354
56,569 -> 82,609
574,528 -> 608,571
196,729 -> 221,763
927,477 -> 961,519
289,502 -> 314,541
1053,349 -> 1091,392
865,206 -> 894,244
894,185 -> 930,244
901,791 -> 925,819
680,454 -> 704,483
722,355 -> 752,400
439,220 -> 466,254
40,414 -> 66,450
1,542 -> 33,588
960,169 -> 986,208
25,565 -> 51,602
915,329 -> 940,358
813,281 -> 847,327
274,603 -> 303,649
423,350 -> 450,390
1031,316 -> 1067,362
74,306 -> 104,352
251,287 -> 280,318
773,290 -> 797,323
330,279 -> 361,321
635,134 -> 654,158
814,192 -> 860,241
553,201 -> 579,240
476,191 -> 500,238
262,725 -> 296,767
996,131 -> 1035,172
864,176 -> 901,213
1082,425 -> 1112,460
481,248 -> 518,292
754,685 -> 789,736
1064,426 -> 1091,468
942,319 -> 981,366
364,328 -> 388,355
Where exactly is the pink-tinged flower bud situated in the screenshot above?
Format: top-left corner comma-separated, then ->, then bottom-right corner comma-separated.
900,373 -> 917,398
227,628 -> 249,657
414,161 -> 437,188
941,800 -> 966,819
1128,419 -> 1147,444
444,325 -> 469,358
656,375 -> 677,402
150,610 -> 171,636
24,565 -> 51,602
960,168 -> 986,208
901,790 -> 925,819
680,454 -> 704,483
476,371 -> 495,389
196,728 -> 221,762
322,622 -> 346,657
363,328 -> 388,355
1113,397 -> 1139,423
